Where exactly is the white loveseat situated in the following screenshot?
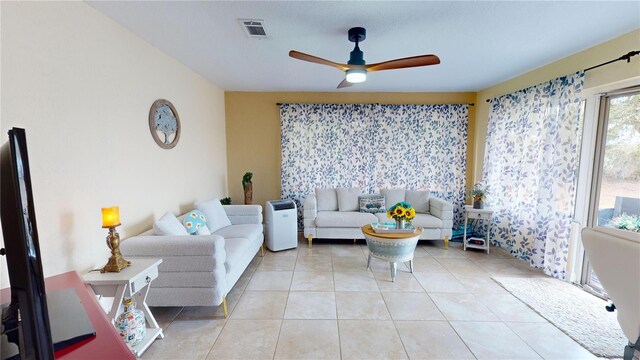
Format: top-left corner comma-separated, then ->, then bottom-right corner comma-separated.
304,188 -> 453,247
120,203 -> 263,317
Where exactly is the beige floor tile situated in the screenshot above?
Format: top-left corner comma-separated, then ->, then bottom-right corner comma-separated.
414,272 -> 469,293
334,271 -> 379,291
207,319 -> 281,360
474,293 -> 547,322
382,292 -> 445,320
274,320 -> 341,359
257,255 -> 297,271
450,321 -> 541,359
230,271 -> 252,292
410,246 -> 433,257
395,320 -> 476,359
435,257 -> 489,275
150,306 -> 183,323
298,244 -> 333,257
474,258 -> 531,276
246,270 -> 293,291
429,293 -> 500,321
284,291 -> 337,319
422,245 -> 467,258
399,256 -> 448,273
453,273 -> 509,294
295,255 -> 333,271
245,255 -> 263,273
506,322 -> 597,359
373,270 -> 425,292
331,244 -> 365,257
231,291 -> 288,319
336,292 -> 391,320
332,255 -> 368,272
338,320 -> 408,359
290,271 -> 335,291
143,319 -> 225,360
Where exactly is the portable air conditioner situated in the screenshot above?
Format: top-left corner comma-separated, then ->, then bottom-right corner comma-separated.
265,200 -> 297,251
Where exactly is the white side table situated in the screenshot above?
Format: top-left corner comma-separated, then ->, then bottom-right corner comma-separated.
463,205 -> 493,254
83,258 -> 164,357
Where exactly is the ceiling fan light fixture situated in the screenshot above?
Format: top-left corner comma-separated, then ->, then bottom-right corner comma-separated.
345,68 -> 367,83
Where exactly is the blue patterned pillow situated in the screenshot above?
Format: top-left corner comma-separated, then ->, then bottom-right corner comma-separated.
182,210 -> 209,235
359,195 -> 386,214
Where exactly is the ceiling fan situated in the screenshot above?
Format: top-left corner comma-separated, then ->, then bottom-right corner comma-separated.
289,27 -> 440,89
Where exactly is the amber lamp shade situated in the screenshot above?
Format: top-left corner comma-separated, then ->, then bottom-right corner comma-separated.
99,206 -> 130,273
102,206 -> 121,228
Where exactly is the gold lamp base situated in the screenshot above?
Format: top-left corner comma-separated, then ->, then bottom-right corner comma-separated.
101,254 -> 131,273
100,226 -> 131,273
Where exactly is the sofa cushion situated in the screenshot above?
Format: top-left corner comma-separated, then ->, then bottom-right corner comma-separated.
405,190 -> 430,214
337,187 -> 361,212
381,189 -> 405,209
182,210 -> 210,235
359,195 -> 386,213
214,223 -> 263,242
316,188 -> 338,211
411,213 -> 443,228
315,211 -> 377,228
154,212 -> 189,236
196,198 -> 232,232
223,237 -> 253,273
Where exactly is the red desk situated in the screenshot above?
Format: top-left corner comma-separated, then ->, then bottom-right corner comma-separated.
1,271 -> 135,360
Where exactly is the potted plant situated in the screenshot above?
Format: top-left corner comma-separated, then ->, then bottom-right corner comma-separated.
387,201 -> 416,229
242,172 -> 253,205
468,183 -> 488,209
609,213 -> 640,232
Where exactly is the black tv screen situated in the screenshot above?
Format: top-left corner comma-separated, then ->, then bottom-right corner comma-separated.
1,128 -> 55,359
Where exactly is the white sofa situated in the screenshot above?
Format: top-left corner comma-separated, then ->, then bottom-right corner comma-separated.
581,227 -> 640,360
120,204 -> 263,317
303,188 -> 453,247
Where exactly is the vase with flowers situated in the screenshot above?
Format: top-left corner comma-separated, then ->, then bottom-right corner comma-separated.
468,182 -> 489,209
387,201 -> 416,229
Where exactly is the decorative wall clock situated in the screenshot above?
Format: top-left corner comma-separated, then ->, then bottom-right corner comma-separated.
149,99 -> 181,149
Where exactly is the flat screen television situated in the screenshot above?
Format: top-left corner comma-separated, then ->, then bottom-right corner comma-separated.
0,128 -> 55,359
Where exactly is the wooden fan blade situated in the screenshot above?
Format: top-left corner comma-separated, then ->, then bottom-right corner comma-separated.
289,50 -> 350,71
337,79 -> 353,89
366,54 -> 440,72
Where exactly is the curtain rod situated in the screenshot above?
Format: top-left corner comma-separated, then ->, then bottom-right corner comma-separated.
485,50 -> 640,103
276,102 -> 475,106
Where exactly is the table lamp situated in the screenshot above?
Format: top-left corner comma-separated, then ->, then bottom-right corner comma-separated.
100,206 -> 130,273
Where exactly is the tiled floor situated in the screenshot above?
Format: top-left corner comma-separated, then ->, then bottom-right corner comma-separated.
142,238 -> 598,360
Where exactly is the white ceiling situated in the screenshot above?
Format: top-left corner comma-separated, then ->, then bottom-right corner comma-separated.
87,1 -> 640,92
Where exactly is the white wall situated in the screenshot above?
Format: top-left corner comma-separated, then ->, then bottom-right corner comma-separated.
0,2 -> 227,287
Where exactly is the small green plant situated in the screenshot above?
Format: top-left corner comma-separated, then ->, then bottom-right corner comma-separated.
610,213 -> 640,232
242,172 -> 253,190
220,197 -> 231,205
467,182 -> 489,200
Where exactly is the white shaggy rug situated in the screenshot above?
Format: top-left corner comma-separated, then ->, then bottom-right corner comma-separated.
493,276 -> 628,359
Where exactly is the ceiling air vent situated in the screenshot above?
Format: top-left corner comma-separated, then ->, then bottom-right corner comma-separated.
239,19 -> 268,39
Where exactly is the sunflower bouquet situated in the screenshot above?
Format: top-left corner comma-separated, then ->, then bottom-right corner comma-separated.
387,201 -> 416,222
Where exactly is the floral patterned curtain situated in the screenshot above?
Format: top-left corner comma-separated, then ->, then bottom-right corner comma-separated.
280,103 -> 469,227
482,72 -> 585,279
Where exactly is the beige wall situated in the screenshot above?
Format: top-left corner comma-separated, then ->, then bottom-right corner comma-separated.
0,2 -> 227,287
225,92 -> 476,207
473,29 -> 640,181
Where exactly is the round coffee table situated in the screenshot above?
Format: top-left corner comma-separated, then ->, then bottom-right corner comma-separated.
361,224 -> 422,282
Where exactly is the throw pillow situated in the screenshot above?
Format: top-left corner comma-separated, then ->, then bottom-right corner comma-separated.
380,189 -> 405,209
153,211 -> 189,236
337,187 -> 361,212
359,195 -> 386,214
316,188 -> 338,211
405,190 -> 431,213
196,198 -> 232,232
182,210 -> 209,235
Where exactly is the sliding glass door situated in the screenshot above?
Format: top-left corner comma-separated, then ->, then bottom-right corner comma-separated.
582,87 -> 640,294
